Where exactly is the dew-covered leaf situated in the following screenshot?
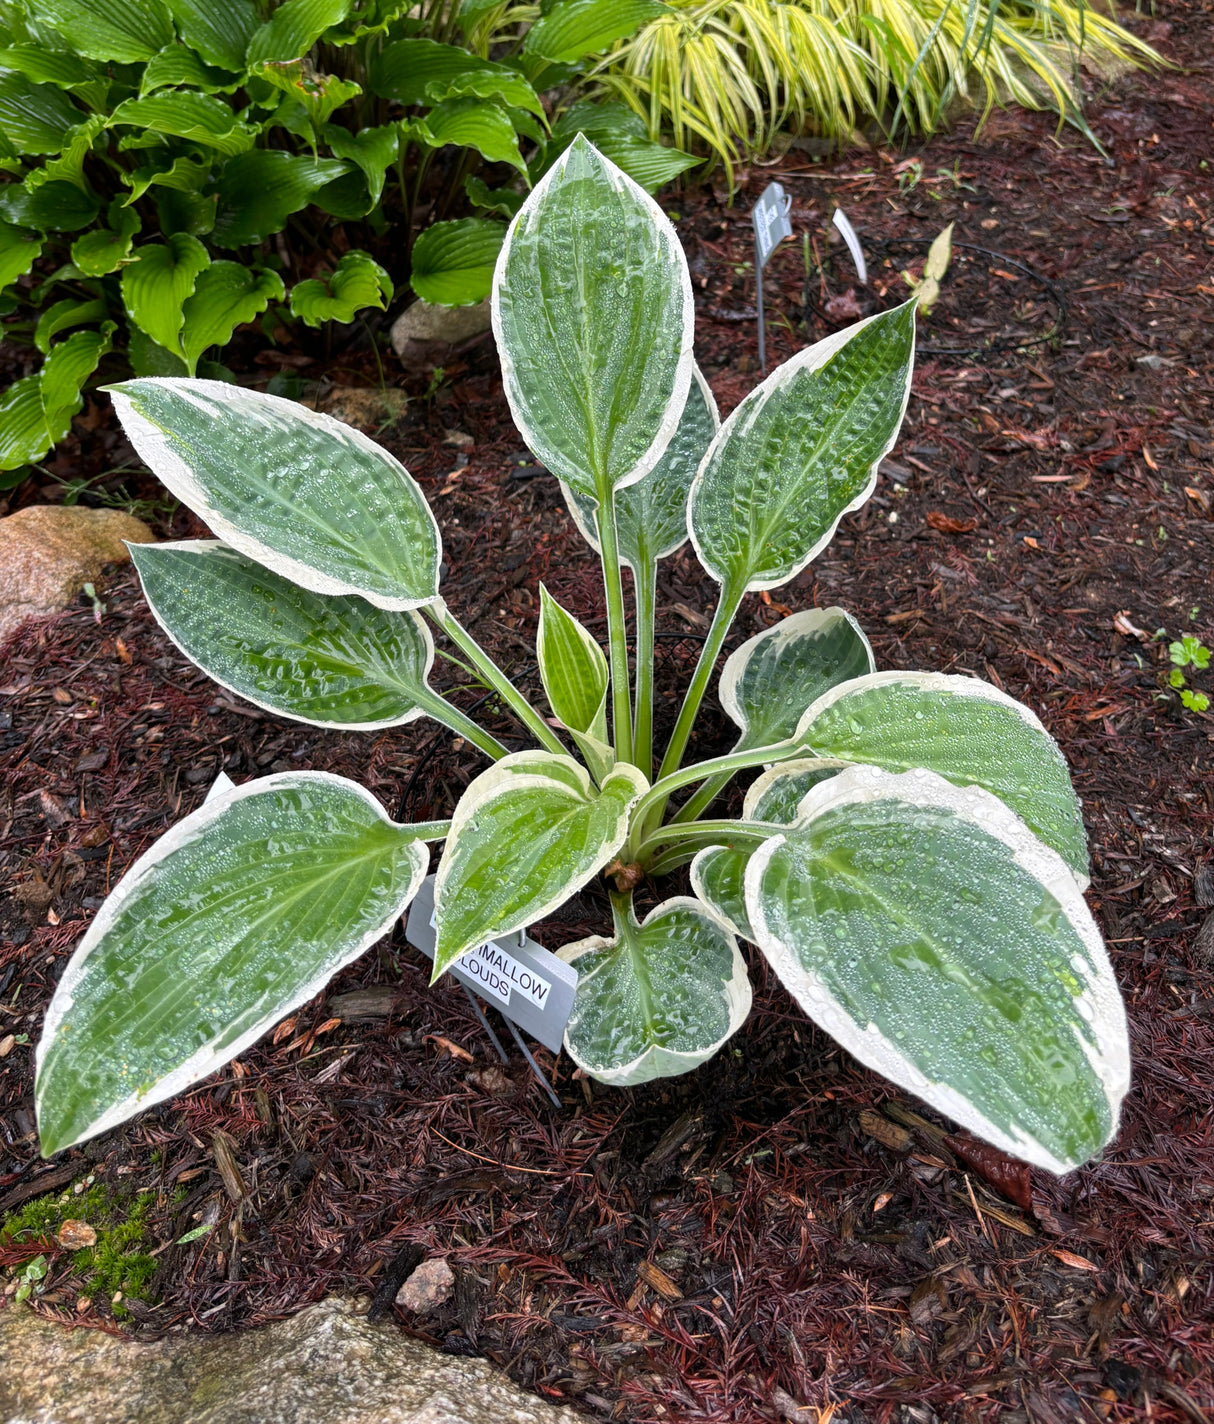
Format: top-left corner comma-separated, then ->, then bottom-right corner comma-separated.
493,134 -> 693,501
690,845 -> 753,942
794,671 -> 1088,883
720,607 -> 874,753
434,752 -> 647,975
107,378 -> 441,610
742,757 -> 852,823
690,757 -> 854,939
129,541 -> 452,730
562,364 -> 717,570
560,895 -> 750,1085
690,302 -> 915,596
746,764 -> 1129,1172
35,772 -> 428,1155
536,584 -> 608,739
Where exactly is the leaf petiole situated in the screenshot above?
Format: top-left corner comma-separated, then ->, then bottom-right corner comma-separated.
426,598 -> 567,757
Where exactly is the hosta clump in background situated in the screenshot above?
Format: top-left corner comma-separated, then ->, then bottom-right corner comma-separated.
0,0 -> 695,480
34,137 -> 1130,1177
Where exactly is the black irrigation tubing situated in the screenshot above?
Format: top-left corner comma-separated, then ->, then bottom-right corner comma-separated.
808,238 -> 1067,358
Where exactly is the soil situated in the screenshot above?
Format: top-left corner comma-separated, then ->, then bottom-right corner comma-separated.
2,4 -> 1213,1420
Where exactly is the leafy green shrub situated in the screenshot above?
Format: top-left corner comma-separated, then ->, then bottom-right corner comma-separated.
0,0 -> 695,477
34,137 -> 1129,1175
588,0 -> 1163,182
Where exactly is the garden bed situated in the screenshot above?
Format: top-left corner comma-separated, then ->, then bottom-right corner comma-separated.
3,6 -> 1214,1419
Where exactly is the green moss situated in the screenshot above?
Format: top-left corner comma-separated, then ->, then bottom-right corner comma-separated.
1,1177 -> 159,1317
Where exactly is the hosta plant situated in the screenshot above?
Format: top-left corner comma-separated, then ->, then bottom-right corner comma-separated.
35,137 -> 1130,1176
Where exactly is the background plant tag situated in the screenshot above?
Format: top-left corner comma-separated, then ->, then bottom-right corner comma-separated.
752,182 -> 793,269
405,875 -> 577,1054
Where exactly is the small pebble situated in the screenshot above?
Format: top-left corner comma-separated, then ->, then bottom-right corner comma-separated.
57,1220 -> 97,1250
395,1258 -> 454,1313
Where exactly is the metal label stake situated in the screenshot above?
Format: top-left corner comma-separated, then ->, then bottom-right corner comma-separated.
405,874 -> 577,1104
752,181 -> 793,374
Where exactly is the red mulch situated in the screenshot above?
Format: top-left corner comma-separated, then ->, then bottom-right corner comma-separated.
3,5 -> 1214,1419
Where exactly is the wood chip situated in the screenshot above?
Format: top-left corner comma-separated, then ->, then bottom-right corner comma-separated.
857,1109 -> 912,1153
636,1259 -> 682,1301
211,1130 -> 246,1204
1050,1248 -> 1100,1271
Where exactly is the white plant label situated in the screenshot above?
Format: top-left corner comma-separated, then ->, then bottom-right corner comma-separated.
407,874 -> 577,1053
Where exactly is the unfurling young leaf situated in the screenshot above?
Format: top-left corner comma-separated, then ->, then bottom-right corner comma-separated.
537,585 -> 608,738
903,221 -> 953,312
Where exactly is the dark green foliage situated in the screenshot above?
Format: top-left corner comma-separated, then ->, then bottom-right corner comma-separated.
0,0 -> 694,474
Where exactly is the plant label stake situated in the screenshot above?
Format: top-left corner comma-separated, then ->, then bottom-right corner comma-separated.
752,182 -> 793,373
406,874 -> 577,1058
831,208 -> 867,285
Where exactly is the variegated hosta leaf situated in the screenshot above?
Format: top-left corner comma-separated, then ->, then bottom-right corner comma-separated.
690,758 -> 852,939
690,844 -> 753,942
35,773 -> 429,1156
689,302 -> 916,595
537,583 -> 608,738
131,540 -> 450,731
492,134 -> 694,500
433,752 -> 648,976
107,378 -> 441,610
720,607 -> 874,753
794,671 -> 1088,884
746,765 -> 1129,1173
559,896 -> 751,1085
742,757 -> 853,823
562,364 -> 719,569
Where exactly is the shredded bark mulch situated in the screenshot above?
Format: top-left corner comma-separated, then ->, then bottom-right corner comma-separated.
2,5 -> 1213,1419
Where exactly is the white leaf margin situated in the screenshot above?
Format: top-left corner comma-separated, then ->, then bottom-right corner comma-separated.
434,750 -> 649,970
35,771 -> 429,1152
536,582 -> 609,735
491,134 -> 696,498
559,364 -> 721,569
689,846 -> 752,941
745,763 -> 1130,1174
131,539 -> 438,733
792,668 -> 1089,889
109,378 -> 443,612
742,756 -> 854,820
557,895 -> 752,1086
719,607 -> 876,749
688,300 -> 916,593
